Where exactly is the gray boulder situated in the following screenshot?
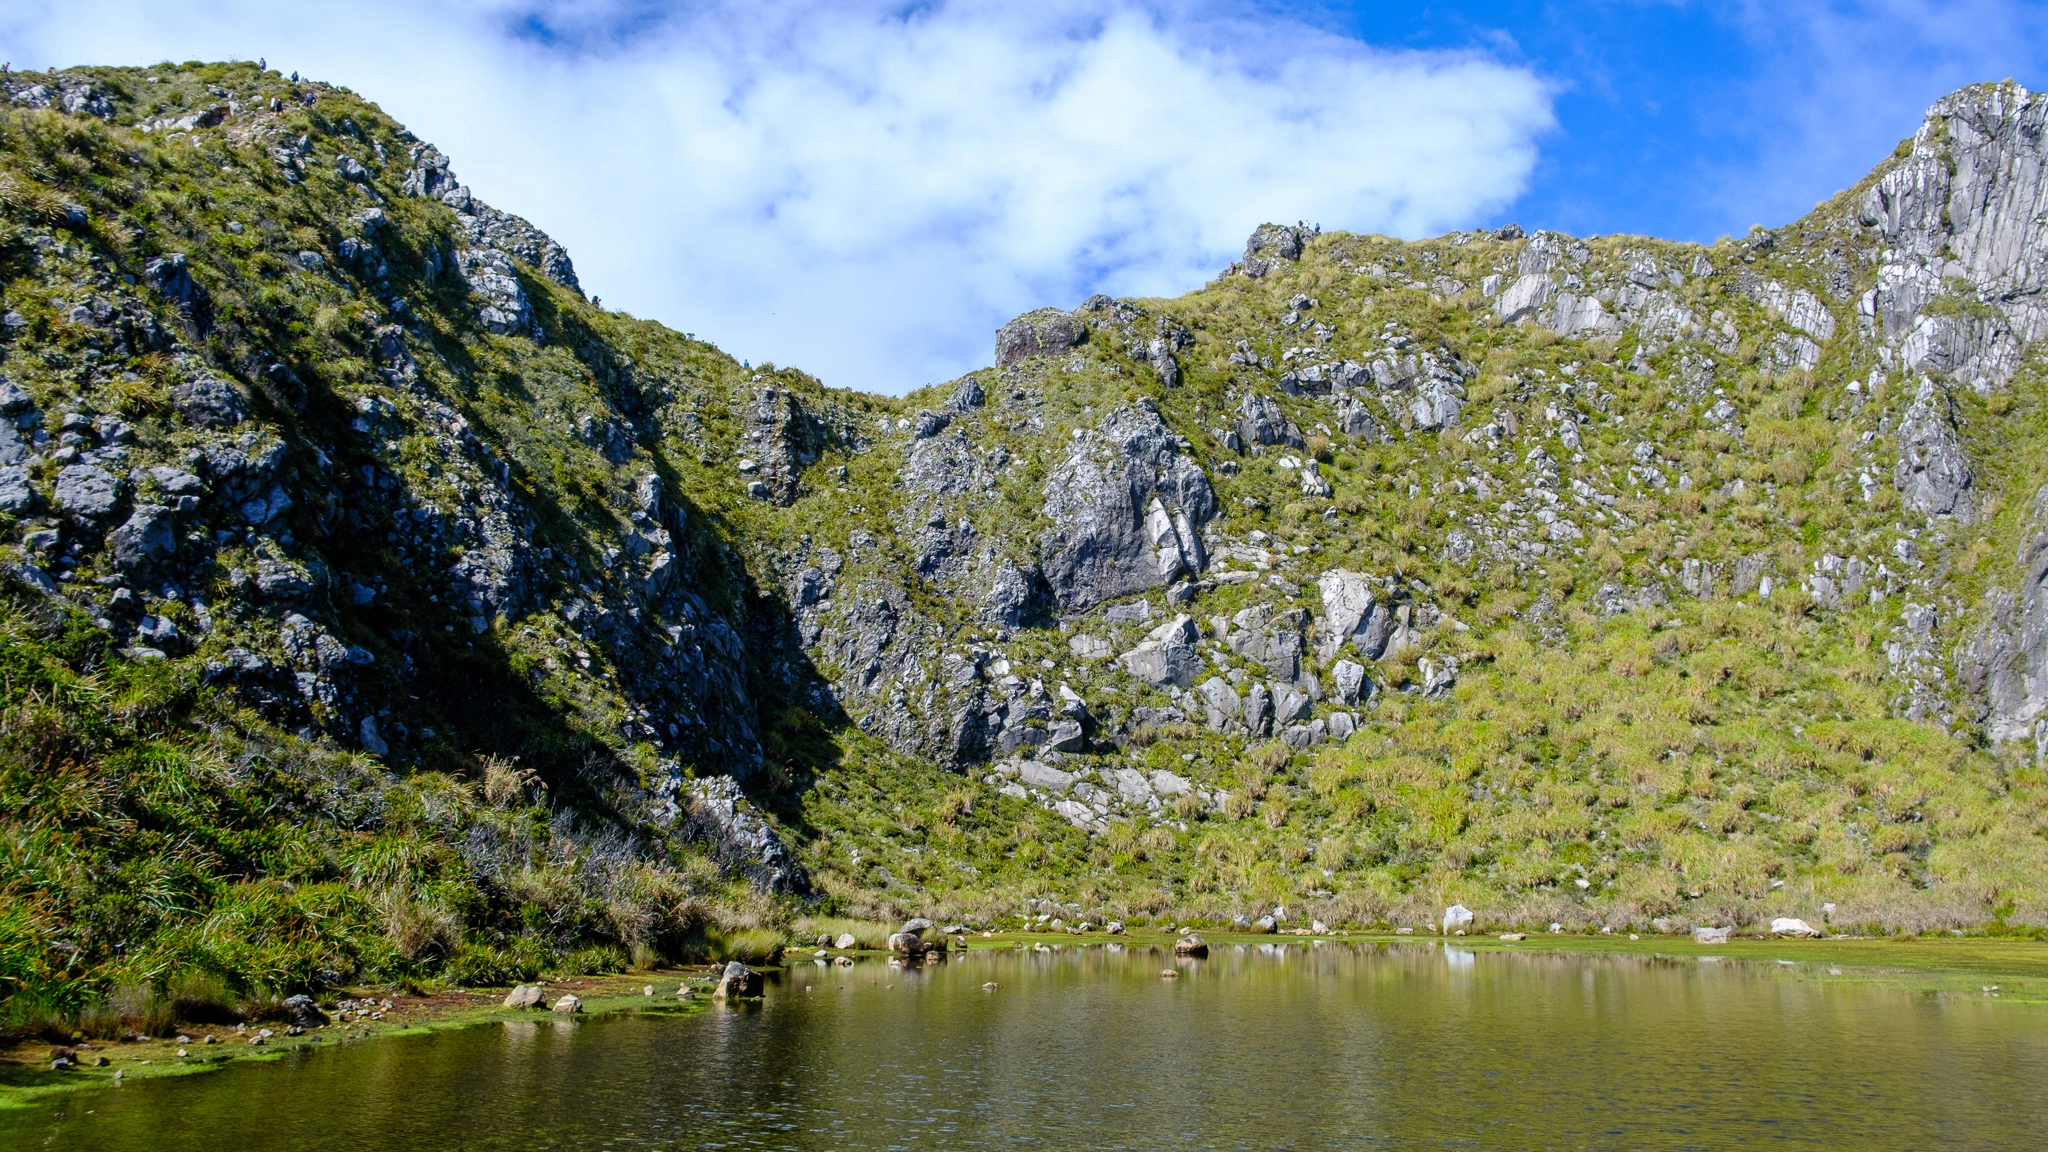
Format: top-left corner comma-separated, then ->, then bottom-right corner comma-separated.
1332,659 -> 1367,704
1045,719 -> 1085,752
1235,394 -> 1304,449
1119,639 -> 1201,688
0,423 -> 27,468
1244,683 -> 1273,737
143,254 -> 209,326
503,984 -> 545,1009
109,504 -> 176,571
1147,337 -> 1181,387
282,994 -> 328,1027
982,560 -> 1037,631
1242,224 -> 1307,277
1317,570 -> 1378,651
1228,605 -> 1306,680
171,378 -> 247,428
713,962 -> 764,998
1334,396 -> 1385,441
1019,761 -> 1076,791
1197,676 -> 1242,731
53,465 -> 119,518
1272,683 -> 1312,724
946,378 -> 986,411
995,309 -> 1084,365
0,466 -> 34,512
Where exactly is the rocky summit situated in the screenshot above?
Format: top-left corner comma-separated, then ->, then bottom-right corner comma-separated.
4,62 -> 2048,1008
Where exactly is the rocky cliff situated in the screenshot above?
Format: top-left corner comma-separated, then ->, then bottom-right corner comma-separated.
5,64 -> 2048,1011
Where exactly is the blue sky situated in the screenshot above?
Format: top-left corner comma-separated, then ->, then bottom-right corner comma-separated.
1325,0 -> 2048,242
5,1 -> 2046,391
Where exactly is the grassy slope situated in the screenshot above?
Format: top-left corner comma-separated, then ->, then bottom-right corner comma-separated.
784,127 -> 2048,935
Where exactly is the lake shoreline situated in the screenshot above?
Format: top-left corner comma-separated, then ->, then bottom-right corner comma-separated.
5,930 -> 2044,1110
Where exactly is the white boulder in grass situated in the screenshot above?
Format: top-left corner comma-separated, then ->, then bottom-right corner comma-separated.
1770,917 -> 1822,938
1442,905 -> 1475,934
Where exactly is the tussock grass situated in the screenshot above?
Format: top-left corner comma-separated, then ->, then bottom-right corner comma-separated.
794,917 -> 896,950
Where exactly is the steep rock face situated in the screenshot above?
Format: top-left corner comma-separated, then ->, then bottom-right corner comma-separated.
1893,379 -> 1976,520
1963,482 -> 2048,750
1860,84 -> 2048,402
1039,403 -> 1215,613
742,384 -> 846,504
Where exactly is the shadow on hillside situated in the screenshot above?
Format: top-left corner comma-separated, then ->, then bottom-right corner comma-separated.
234,264 -> 849,852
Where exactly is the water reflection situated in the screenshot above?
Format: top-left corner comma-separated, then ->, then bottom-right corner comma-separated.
5,942 -> 2043,1151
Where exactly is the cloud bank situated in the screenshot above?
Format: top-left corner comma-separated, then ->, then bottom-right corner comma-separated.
1,1 -> 1553,391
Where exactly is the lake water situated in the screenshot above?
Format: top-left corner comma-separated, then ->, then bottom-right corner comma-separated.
5,941 -> 2044,1150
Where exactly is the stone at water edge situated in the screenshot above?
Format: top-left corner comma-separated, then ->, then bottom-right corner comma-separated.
900,917 -> 935,935
1443,905 -> 1476,934
552,994 -> 582,1014
1310,920 -> 1329,934
887,931 -> 922,954
503,984 -> 545,1009
283,993 -> 329,1027
835,933 -> 859,950
1499,933 -> 1526,941
1693,926 -> 1732,944
714,961 -> 764,999
1252,916 -> 1277,934
1105,921 -> 1125,935
1770,917 -> 1822,938
1173,933 -> 1208,957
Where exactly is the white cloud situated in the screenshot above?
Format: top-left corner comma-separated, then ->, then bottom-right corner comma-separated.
2,1 -> 1553,391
